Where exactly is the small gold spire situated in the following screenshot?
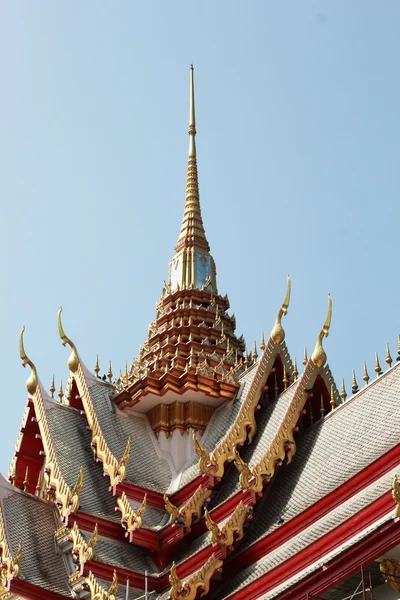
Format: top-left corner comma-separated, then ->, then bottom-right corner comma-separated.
283,366 -> 289,390
50,374 -> 55,399
19,327 -> 39,396
351,369 -> 359,394
260,332 -> 265,352
252,341 -> 258,362
302,347 -> 308,366
35,470 -> 44,497
23,467 -> 29,492
274,373 -> 279,398
292,358 -> 299,381
309,403 -> 314,425
386,343 -> 393,369
363,361 -> 370,386
311,294 -> 332,368
94,355 -> 100,378
330,385 -> 335,412
107,360 -> 113,383
340,378 -> 347,403
375,352 -> 382,377
270,275 -> 291,344
243,346 -> 249,369
58,379 -> 63,403
320,395 -> 325,418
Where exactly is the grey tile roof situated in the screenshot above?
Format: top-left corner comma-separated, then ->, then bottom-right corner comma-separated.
86,374 -> 173,492
178,365 -> 260,488
218,466 -> 396,598
0,480 -> 70,596
90,535 -> 156,573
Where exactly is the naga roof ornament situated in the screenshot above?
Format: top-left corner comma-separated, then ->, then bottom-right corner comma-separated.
204,501 -> 253,547
164,484 -> 211,528
116,492 -> 147,542
270,275 -> 291,344
311,293 -> 332,368
58,307 -> 79,372
169,552 -> 223,600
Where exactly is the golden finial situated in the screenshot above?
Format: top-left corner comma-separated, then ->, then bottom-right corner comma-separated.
320,395 -> 325,418
58,379 -> 63,403
19,326 -> 39,396
330,385 -> 335,412
50,374 -> 55,399
270,275 -> 291,344
274,373 -> 279,398
340,378 -> 347,403
94,355 -> 100,378
283,366 -> 289,390
363,361 -> 370,386
35,470 -> 44,496
386,343 -> 393,369
351,369 -> 359,394
252,341 -> 258,362
292,358 -> 299,381
108,360 -> 113,383
23,466 -> 29,491
260,332 -> 265,352
311,294 -> 332,368
302,347 -> 308,366
375,352 -> 382,377
58,307 -> 79,372
243,346 -> 249,369
309,403 -> 314,425
398,334 -> 400,361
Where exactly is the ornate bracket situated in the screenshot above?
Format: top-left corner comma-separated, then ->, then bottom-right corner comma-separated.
169,552 -> 223,600
69,522 -> 98,576
164,485 -> 211,528
204,501 -> 252,547
71,570 -> 118,600
116,492 -> 146,542
0,528 -> 21,594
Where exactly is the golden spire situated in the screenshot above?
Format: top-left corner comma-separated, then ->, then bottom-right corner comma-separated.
363,361 -> 369,386
58,379 -> 63,403
260,332 -> 265,352
283,365 -> 289,389
175,66 -> 209,254
23,467 -> 29,492
386,343 -> 393,369
19,326 -> 39,396
330,385 -> 335,411
50,374 -> 55,399
302,347 -> 308,366
270,275 -> 291,344
320,395 -> 325,418
311,294 -> 332,368
351,369 -> 359,394
108,360 -> 113,383
375,352 -> 382,377
292,358 -> 299,381
252,341 -> 258,362
340,378 -> 347,403
94,355 -> 100,378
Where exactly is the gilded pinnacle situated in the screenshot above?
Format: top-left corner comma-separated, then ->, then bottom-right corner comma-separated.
386,343 -> 393,369
302,347 -> 308,366
330,385 -> 335,411
311,294 -> 332,368
351,369 -> 359,394
340,378 -> 347,403
363,361 -> 369,386
375,352 -> 382,377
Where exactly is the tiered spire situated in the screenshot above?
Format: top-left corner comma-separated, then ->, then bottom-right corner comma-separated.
169,66 -> 216,292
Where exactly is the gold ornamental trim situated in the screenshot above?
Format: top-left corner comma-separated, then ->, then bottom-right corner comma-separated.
69,522 -> 98,575
380,559 -> 400,593
204,501 -> 252,547
164,485 -> 211,528
147,402 -> 214,437
71,570 -> 118,600
235,360 -> 319,493
169,552 -> 223,600
116,492 -> 147,542
0,507 -> 22,594
19,327 -> 83,519
392,474 -> 400,518
58,309 -> 130,490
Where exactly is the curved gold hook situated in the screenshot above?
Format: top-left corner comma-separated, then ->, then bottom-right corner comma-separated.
19,326 -> 39,395
311,293 -> 332,368
58,307 -> 79,372
270,275 -> 291,344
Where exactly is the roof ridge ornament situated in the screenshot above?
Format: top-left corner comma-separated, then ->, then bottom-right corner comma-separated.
270,275 -> 291,344
19,326 -> 39,395
311,293 -> 332,368
58,307 -> 79,372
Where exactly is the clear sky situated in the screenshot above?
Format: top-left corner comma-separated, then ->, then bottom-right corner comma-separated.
0,1 -> 399,475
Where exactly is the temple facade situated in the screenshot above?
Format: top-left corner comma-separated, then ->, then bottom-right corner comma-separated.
2,67 -> 400,600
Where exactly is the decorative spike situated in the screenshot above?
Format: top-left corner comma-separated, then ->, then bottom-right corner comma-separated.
375,352 -> 382,377
351,369 -> 359,394
252,341 -> 258,362
292,358 -> 299,381
340,378 -> 347,403
94,355 -> 100,378
274,373 -> 279,398
108,360 -> 113,383
260,332 -> 266,352
243,346 -> 249,369
309,403 -> 314,425
302,347 -> 308,366
283,366 -> 289,390
58,379 -> 63,403
35,470 -> 44,496
23,467 -> 29,492
320,394 -> 326,418
50,374 -> 55,399
311,294 -> 332,368
386,343 -> 393,369
363,361 -> 370,386
330,385 -> 335,412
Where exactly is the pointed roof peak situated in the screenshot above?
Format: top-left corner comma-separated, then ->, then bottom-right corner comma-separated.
175,66 -> 209,254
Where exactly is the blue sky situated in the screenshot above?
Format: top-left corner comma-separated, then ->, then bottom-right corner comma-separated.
0,1 -> 399,475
